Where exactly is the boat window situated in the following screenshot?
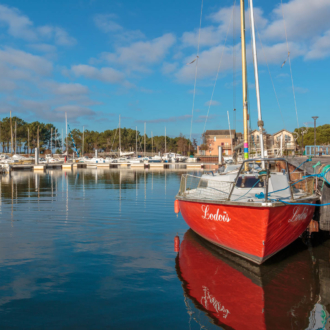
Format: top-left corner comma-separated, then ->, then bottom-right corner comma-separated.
236,176 -> 264,188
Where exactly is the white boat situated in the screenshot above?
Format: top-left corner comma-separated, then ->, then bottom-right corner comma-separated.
128,157 -> 142,164
85,157 -> 106,164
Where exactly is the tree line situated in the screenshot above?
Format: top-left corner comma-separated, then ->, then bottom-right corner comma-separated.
0,116 -> 197,155
294,124 -> 330,148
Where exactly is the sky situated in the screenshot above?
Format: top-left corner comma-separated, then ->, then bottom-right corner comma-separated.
0,0 -> 329,143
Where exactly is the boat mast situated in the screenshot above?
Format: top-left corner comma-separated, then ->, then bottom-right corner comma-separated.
165,127 -> 166,154
144,122 -> 146,157
82,126 -> 84,156
119,115 -> 121,154
10,111 -> 13,155
65,112 -> 68,155
249,0 -> 265,163
227,111 -> 234,156
136,126 -> 137,156
240,0 -> 249,170
15,121 -> 17,154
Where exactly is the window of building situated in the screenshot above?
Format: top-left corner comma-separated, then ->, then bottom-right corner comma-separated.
214,136 -> 216,142
221,143 -> 224,146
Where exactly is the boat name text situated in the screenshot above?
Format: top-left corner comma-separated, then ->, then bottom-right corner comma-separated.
201,205 -> 231,222
288,206 -> 309,223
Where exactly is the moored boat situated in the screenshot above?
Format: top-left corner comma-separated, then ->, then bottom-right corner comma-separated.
176,158 -> 318,264
174,0 -> 319,264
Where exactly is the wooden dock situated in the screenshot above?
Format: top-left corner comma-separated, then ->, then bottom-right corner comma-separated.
5,162 -> 218,172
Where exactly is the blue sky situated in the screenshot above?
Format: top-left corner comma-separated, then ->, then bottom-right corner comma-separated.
0,0 -> 329,142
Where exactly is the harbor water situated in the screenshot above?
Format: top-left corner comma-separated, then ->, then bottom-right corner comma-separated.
0,169 -> 329,329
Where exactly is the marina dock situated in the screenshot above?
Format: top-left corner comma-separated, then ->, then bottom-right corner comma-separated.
4,162 -> 219,172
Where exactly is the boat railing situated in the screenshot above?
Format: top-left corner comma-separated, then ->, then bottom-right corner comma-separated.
178,174 -> 235,201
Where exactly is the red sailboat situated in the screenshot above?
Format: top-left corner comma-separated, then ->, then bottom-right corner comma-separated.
176,230 -> 318,330
174,0 -> 318,264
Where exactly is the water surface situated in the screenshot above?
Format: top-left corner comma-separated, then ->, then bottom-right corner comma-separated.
0,169 -> 329,329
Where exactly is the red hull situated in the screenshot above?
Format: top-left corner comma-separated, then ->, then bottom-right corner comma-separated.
177,230 -> 315,330
178,200 -> 315,263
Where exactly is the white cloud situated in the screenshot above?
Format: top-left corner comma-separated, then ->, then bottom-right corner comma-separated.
93,14 -> 122,33
102,33 -> 176,71
0,4 -> 36,41
71,64 -> 127,84
46,82 -> 89,96
306,29 -> 330,59
0,4 -> 76,46
162,62 -> 178,74
93,13 -> 145,43
38,26 -> 76,46
205,100 -> 220,106
0,47 -> 52,76
262,0 -> 330,41
28,43 -> 57,53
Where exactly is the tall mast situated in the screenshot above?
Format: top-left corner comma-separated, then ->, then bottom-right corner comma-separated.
82,126 -> 84,156
119,115 -> 121,153
27,127 -> 29,154
10,111 -> 13,154
37,126 -> 39,149
144,122 -> 146,157
227,111 -> 234,156
62,129 -> 64,153
65,112 -> 68,155
151,131 -> 153,157
240,0 -> 249,169
136,126 -> 137,156
15,121 -> 17,154
249,0 -> 265,163
165,127 -> 166,153
51,127 -> 53,154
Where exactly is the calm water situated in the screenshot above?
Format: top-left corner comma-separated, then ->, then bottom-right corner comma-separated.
0,169 -> 329,329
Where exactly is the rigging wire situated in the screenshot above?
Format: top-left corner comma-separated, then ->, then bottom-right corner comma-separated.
256,29 -> 286,130
203,0 -> 236,135
109,123 -> 119,152
189,0 -> 203,144
233,1 -> 236,132
280,0 -> 299,129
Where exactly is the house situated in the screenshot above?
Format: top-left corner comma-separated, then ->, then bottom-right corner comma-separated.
272,129 -> 296,151
198,130 -> 240,156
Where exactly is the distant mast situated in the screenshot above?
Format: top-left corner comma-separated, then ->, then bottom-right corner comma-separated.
144,122 -> 146,157
240,0 -> 249,169
136,126 -> 137,156
165,127 -> 167,153
227,111 -> 234,156
65,112 -> 68,155
82,126 -> 84,156
119,115 -> 121,154
249,0 -> 265,162
10,111 -> 13,154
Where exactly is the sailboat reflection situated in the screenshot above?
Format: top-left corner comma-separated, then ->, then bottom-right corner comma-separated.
176,230 -> 330,330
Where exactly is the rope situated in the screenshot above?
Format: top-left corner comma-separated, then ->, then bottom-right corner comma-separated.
256,29 -> 286,130
280,0 -> 299,129
203,0 -> 236,134
271,199 -> 330,207
233,179 -> 260,201
189,0 -> 203,144
292,157 -> 312,173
